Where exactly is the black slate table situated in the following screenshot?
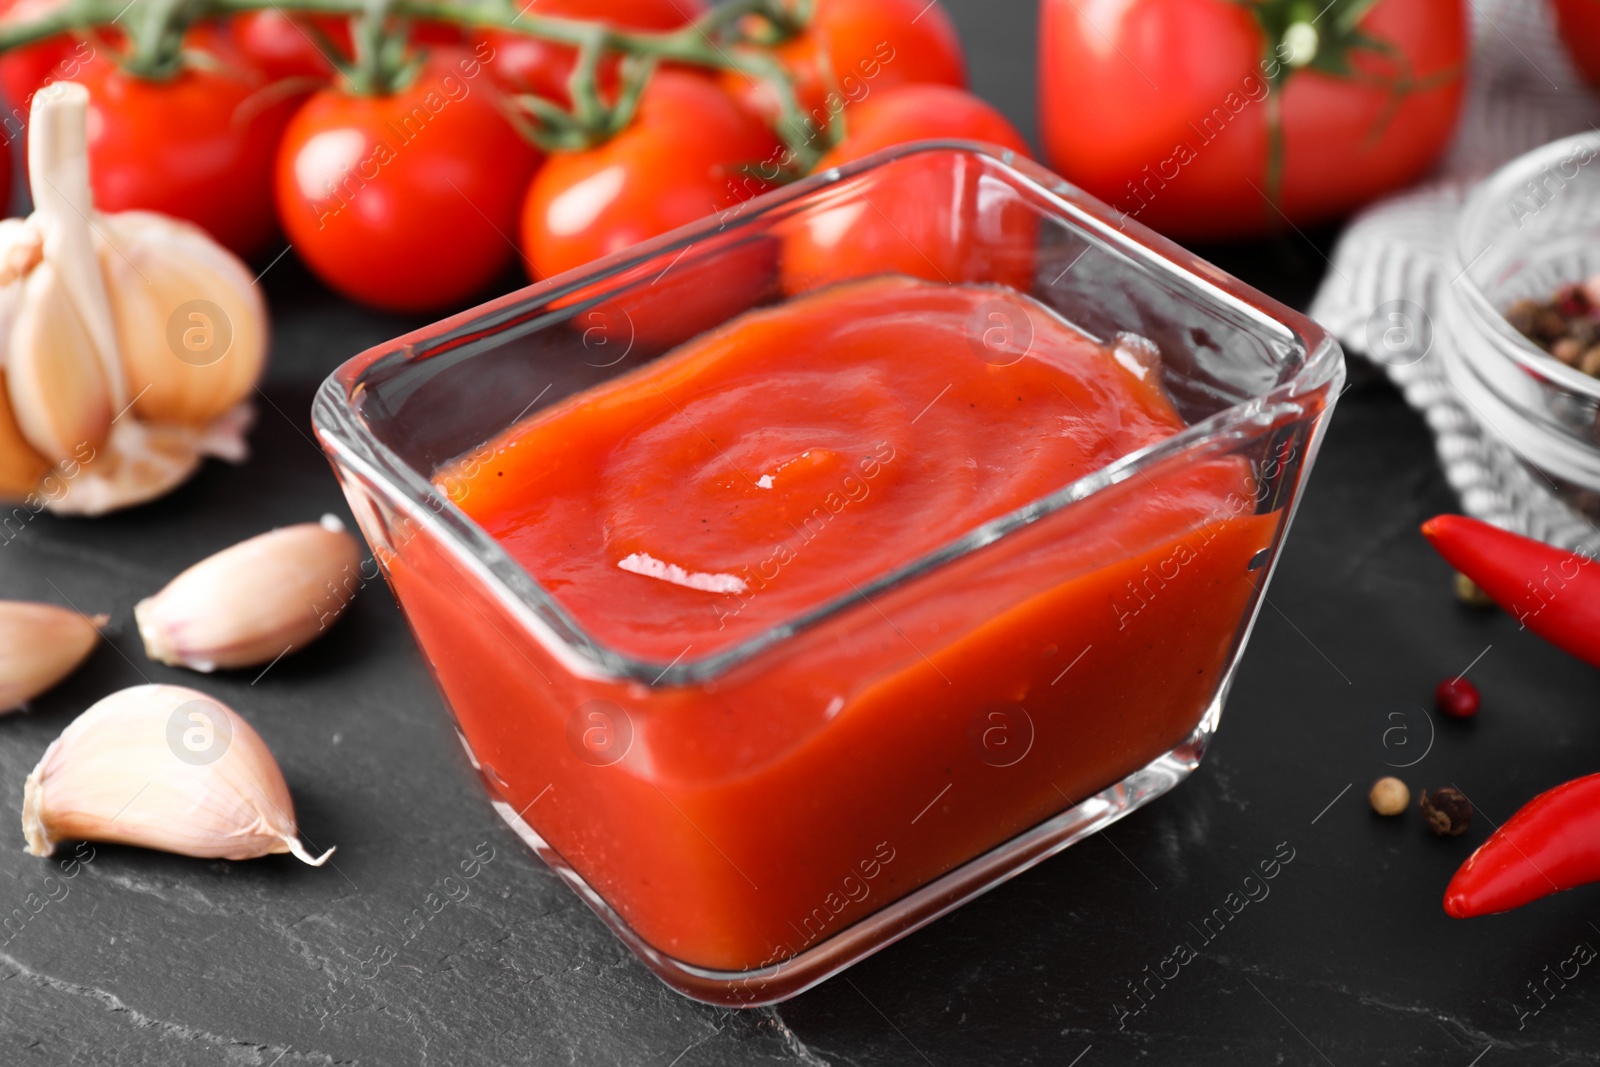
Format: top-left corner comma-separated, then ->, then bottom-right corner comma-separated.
5,3 -> 1600,1064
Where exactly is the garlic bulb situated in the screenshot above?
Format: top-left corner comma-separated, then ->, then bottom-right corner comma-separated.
22,683 -> 333,865
0,82 -> 267,516
135,515 -> 363,672
0,601 -> 105,712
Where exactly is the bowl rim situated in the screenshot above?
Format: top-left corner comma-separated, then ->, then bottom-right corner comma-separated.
1453,129 -> 1600,402
312,139 -> 1344,685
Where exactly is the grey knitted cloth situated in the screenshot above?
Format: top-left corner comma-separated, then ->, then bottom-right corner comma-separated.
1306,0 -> 1600,550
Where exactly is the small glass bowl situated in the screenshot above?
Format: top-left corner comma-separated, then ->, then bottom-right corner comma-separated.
1447,131 -> 1600,505
313,142 -> 1343,1006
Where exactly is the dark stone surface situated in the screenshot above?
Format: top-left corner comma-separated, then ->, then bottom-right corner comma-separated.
4,3 -> 1599,1064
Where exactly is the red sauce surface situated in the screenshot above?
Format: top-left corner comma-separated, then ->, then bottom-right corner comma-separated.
447,276 -> 1189,660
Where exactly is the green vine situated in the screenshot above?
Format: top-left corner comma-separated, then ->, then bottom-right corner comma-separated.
0,0 -> 828,166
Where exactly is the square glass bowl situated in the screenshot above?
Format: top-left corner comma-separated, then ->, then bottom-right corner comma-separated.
313,142 -> 1342,1007
1447,131 -> 1600,506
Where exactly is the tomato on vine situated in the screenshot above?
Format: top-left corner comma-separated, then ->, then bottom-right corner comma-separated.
231,10 -> 352,81
276,46 -> 541,312
521,70 -> 782,348
782,83 -> 1034,295
476,0 -> 706,105
521,70 -> 779,279
723,0 -> 966,141
0,0 -> 107,109
1038,0 -> 1467,238
74,36 -> 302,258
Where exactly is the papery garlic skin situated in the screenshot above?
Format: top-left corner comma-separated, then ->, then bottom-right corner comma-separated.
0,82 -> 268,516
22,683 -> 333,864
0,602 -> 105,712
135,515 -> 363,672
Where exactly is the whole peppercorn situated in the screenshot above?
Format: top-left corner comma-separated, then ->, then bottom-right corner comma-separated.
1368,777 -> 1410,816
1554,337 -> 1584,365
1435,677 -> 1481,719
1505,298 -> 1541,337
1557,283 -> 1592,318
1420,787 -> 1473,837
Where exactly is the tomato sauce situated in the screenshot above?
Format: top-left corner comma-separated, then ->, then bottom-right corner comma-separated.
416,276 -> 1275,973
446,277 -> 1189,658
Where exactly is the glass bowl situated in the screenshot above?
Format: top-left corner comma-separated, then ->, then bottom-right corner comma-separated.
1447,130 -> 1600,503
312,141 -> 1343,1007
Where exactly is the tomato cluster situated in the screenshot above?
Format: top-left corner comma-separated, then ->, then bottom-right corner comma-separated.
0,0 -> 1032,315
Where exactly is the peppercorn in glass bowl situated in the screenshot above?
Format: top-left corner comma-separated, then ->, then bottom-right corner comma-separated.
1446,131 -> 1600,505
313,142 -> 1343,1006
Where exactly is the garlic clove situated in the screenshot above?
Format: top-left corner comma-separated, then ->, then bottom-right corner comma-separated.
0,601 -> 105,712
0,369 -> 50,501
6,258 -> 113,463
135,515 -> 363,672
0,222 -> 46,503
22,683 -> 333,864
97,211 -> 268,427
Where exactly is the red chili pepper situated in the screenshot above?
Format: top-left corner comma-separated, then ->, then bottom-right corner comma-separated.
1420,515 -> 1600,669
1444,773 -> 1600,917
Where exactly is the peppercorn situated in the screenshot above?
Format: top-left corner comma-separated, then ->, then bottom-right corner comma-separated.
1504,274 -> 1600,379
1534,306 -> 1571,344
1435,677 -> 1481,719
1420,787 -> 1473,837
1505,298 -> 1541,338
1453,572 -> 1496,608
1558,283 -> 1592,318
1369,777 -> 1410,816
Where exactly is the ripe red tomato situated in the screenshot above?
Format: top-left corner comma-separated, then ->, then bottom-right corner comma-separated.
0,18 -> 263,110
724,0 -> 966,138
1553,0 -> 1600,88
781,83 -> 1035,295
0,0 -> 106,109
231,11 -> 352,81
820,84 -> 1030,166
1038,0 -> 1467,238
276,47 -> 541,312
477,0 -> 706,105
522,70 -> 781,349
522,70 -> 779,276
75,40 -> 302,258
411,13 -> 466,45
